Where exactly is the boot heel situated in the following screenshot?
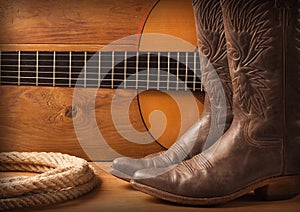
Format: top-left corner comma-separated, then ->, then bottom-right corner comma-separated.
254,176 -> 300,201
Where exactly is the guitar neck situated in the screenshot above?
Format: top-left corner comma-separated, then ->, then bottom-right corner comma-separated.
0,51 -> 202,91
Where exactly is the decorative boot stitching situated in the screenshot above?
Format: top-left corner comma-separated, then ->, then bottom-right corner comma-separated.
193,153 -> 213,169
181,160 -> 196,175
194,0 -> 232,100
195,0 -> 233,124
158,151 -> 174,165
224,0 -> 272,117
194,0 -> 224,32
168,142 -> 189,162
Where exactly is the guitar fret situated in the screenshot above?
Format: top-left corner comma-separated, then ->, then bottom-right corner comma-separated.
36,51 -> 39,86
157,52 -> 160,90
136,51 -> 139,89
185,52 -> 188,91
84,51 -> 87,88
98,51 -> 101,88
147,52 -> 150,90
18,51 -> 21,86
167,52 -> 170,90
176,52 -> 179,91
111,51 -> 114,89
124,51 -> 127,89
53,51 -> 56,87
193,51 -> 196,91
69,51 -> 72,87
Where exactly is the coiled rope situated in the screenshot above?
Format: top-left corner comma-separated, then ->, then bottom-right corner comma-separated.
0,152 -> 99,211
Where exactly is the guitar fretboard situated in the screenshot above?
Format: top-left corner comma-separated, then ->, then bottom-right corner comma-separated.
0,51 -> 202,91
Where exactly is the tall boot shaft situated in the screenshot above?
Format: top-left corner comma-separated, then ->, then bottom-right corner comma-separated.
223,0 -> 284,140
191,0 -> 233,154
193,0 -> 233,112
222,0 -> 300,173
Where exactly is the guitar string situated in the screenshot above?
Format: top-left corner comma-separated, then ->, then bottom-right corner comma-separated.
1,71 -> 200,80
0,81 -> 202,91
0,57 -> 200,68
0,80 -> 201,86
0,57 -> 200,64
1,52 -> 198,55
0,76 -> 202,83
0,68 -> 202,81
0,52 -> 200,56
0,72 -> 202,83
0,64 -> 200,70
0,59 -> 200,64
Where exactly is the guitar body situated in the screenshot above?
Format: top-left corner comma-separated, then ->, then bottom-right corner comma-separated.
138,0 -> 203,148
0,0 -> 203,160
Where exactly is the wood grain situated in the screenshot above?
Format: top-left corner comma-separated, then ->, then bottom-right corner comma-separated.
0,0 -> 163,160
0,0 -> 157,47
0,0 -> 202,160
0,86 -> 164,161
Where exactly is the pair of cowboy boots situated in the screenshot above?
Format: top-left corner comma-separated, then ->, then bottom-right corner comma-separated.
111,0 -> 233,181
113,0 -> 300,205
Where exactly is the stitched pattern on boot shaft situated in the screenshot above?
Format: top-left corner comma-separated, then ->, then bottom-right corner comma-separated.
194,0 -> 223,31
223,0 -> 273,117
194,0 -> 233,118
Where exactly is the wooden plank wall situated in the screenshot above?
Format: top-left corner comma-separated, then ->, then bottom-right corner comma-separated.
0,0 -> 200,161
0,0 -> 157,51
0,0 -> 164,161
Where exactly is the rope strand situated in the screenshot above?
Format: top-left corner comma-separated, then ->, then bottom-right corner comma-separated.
0,152 -> 99,211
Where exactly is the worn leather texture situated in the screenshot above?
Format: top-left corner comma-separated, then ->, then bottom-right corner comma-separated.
132,0 -> 300,200
284,0 -> 300,175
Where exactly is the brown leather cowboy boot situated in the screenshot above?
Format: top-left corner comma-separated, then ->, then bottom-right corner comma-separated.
110,0 -> 233,181
131,0 -> 300,205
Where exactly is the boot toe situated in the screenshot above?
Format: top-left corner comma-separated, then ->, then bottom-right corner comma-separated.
131,165 -> 178,197
111,157 -> 150,180
111,157 -> 139,179
133,165 -> 176,180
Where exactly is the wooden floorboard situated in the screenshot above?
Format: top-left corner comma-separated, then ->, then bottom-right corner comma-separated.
2,162 -> 299,212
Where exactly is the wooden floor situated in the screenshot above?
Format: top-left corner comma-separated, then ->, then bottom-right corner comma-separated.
4,162 -> 299,212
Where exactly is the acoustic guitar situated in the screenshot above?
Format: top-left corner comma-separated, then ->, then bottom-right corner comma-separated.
0,0 -> 204,161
